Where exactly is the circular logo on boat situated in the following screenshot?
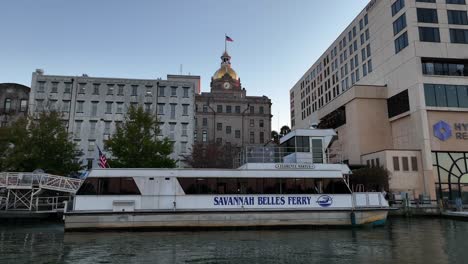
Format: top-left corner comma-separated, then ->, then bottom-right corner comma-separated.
316,195 -> 333,207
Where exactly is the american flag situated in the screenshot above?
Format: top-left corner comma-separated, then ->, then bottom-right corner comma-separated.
225,35 -> 233,42
97,145 -> 110,168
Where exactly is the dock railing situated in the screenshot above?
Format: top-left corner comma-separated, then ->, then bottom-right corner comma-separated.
0,172 -> 82,193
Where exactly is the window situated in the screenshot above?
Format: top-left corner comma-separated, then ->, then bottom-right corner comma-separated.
106,102 -> 112,114
395,31 -> 409,53
235,130 -> 241,138
416,0 -> 435,2
217,105 -> 222,113
419,27 -> 440,42
107,84 -> 114,95
74,121 -> 82,137
170,104 -> 176,119
422,58 -> 468,76
226,105 -> 232,113
90,121 -> 97,135
361,48 -> 366,61
202,118 -> 207,126
359,19 -> 364,30
182,104 -> 189,116
144,103 -> 152,113
194,130 -> 198,142
183,87 -> 189,98
20,99 -> 28,112
104,121 -> 111,135
202,105 -> 208,113
93,84 -> 100,95
51,82 -> 58,93
391,0 -> 405,17
182,123 -> 188,136
447,0 -> 466,4
448,10 -> 468,25
116,103 -> 124,114
37,81 -> 45,92
250,119 -> 254,127
62,101 -> 70,112
259,119 -> 264,128
64,82 -> 71,93
171,86 -> 177,97
411,157 -> 418,171
424,84 -> 468,108
312,139 -> 323,163
365,29 -> 369,41
216,137 -> 222,144
368,60 -> 373,73
361,33 -> 365,45
450,29 -> 468,44
158,86 -> 165,97
393,14 -> 407,35
417,8 -> 438,23
78,83 -> 86,94
88,140 -> 95,152
77,101 -> 84,113
217,123 -> 222,131
181,142 -> 187,153
202,130 -> 207,142
145,85 -> 153,96
259,106 -> 265,114
250,131 -> 255,144
387,90 -> 410,118
76,178 -> 141,195
363,64 -> 368,77
250,106 -> 254,114
157,103 -> 165,115
4,98 -> 11,113
226,126 -> 232,134
364,14 -> 368,25
402,157 -> 409,171
118,84 -> 124,96
393,157 -> 400,171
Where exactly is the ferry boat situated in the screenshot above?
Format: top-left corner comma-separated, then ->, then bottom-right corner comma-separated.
64,129 -> 390,231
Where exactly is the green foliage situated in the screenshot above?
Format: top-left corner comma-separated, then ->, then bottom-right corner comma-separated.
0,112 -> 83,175
349,166 -> 390,192
105,106 -> 176,168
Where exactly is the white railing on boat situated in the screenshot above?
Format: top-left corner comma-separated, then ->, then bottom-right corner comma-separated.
0,172 -> 83,194
353,192 -> 388,208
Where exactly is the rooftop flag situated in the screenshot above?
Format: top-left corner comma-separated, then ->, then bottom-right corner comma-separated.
97,145 -> 110,168
225,35 -> 234,42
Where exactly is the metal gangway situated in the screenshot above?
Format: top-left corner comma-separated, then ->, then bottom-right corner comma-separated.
0,172 -> 83,212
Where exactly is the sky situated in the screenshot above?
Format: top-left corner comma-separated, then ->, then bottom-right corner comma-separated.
0,0 -> 369,132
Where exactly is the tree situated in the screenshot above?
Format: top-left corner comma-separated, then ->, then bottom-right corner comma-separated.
105,106 -> 176,168
349,166 -> 390,192
279,125 -> 291,138
185,142 -> 239,168
0,111 -> 83,175
271,130 -> 279,144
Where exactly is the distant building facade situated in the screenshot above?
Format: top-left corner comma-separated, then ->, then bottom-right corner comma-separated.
195,51 -> 272,146
29,70 -> 199,168
0,83 -> 30,127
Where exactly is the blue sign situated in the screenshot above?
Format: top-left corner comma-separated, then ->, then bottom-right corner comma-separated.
316,195 -> 333,207
433,121 -> 452,141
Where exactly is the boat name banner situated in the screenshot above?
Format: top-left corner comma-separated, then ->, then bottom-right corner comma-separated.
213,195 -> 335,208
274,164 -> 316,169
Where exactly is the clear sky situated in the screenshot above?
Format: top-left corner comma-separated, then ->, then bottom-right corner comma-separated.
0,0 -> 369,131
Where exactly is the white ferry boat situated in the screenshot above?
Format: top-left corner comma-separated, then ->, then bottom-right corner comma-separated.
64,129 -> 390,231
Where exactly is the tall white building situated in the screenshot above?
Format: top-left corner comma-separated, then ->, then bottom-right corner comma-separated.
29,70 -> 199,169
289,0 -> 468,201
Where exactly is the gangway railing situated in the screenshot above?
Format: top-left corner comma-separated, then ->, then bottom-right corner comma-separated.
0,172 -> 83,194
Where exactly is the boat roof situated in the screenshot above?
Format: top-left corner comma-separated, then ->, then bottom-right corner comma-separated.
88,165 -> 347,179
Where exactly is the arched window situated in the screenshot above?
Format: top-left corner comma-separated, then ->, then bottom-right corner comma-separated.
4,98 -> 11,113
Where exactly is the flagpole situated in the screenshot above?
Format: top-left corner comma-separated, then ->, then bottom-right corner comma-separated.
224,34 -> 227,53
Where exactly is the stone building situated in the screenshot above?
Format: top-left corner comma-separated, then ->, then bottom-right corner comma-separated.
289,0 -> 468,201
29,70 -> 199,169
0,83 -> 30,127
195,51 -> 272,146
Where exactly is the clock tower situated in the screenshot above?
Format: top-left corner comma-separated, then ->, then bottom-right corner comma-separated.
210,51 -> 244,96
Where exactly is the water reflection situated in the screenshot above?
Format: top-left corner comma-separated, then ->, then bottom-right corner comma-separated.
1,218 -> 468,264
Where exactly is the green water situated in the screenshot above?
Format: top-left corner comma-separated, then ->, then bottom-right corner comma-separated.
0,218 -> 467,264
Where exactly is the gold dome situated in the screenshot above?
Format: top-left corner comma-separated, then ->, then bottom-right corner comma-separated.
213,64 -> 238,80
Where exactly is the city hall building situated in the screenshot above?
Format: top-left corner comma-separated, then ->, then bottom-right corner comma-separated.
289,0 -> 468,201
29,69 -> 199,168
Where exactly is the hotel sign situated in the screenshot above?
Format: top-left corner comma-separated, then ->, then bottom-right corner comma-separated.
433,121 -> 468,141
274,164 -> 316,169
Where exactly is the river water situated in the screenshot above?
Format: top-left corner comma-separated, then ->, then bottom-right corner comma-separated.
0,218 -> 467,264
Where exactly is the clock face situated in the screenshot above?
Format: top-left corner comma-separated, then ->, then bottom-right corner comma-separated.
223,82 -> 231,89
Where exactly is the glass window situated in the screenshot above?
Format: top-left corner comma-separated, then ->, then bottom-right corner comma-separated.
447,0 -> 466,4
51,82 -> 58,93
170,104 -> 176,119
106,102 -> 112,113
235,130 -> 241,138
20,99 -> 28,112
446,85 -> 459,107
217,122 -> 222,131
387,90 -> 410,118
93,84 -> 100,95
107,84 -> 114,95
393,157 -> 400,171
158,86 -> 165,96
424,84 -> 437,106
419,27 -> 440,42
391,0 -> 405,17
217,105 -> 222,113
395,31 -> 409,53
183,87 -> 189,98
435,84 -> 448,107
312,139 -> 323,163
183,104 -> 189,116
78,83 -> 86,94
417,8 -> 438,23
171,87 -> 177,96
411,156 -> 418,171
402,157 -> 409,171
393,14 -> 407,35
157,104 -> 165,115
448,10 -> 468,25
450,29 -> 468,44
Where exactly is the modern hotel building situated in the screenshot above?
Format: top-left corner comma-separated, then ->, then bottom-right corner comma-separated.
289,0 -> 468,201
29,70 -> 199,169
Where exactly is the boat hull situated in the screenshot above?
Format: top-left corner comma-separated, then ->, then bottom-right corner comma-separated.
64,209 -> 388,231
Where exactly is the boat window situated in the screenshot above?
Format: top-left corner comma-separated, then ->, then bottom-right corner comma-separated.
177,178 -> 350,195
76,177 -> 141,195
